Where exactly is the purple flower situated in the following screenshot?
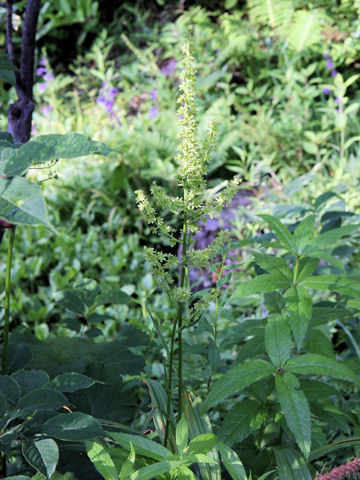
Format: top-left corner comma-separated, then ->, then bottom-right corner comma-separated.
36,67 -> 47,76
97,82 -> 118,114
150,89 -> 157,103
323,87 -> 330,95
335,97 -> 342,104
36,59 -> 54,93
323,52 -> 331,60
148,106 -> 158,119
331,69 -> 338,77
40,105 -> 53,116
326,60 -> 334,70
160,58 -> 177,77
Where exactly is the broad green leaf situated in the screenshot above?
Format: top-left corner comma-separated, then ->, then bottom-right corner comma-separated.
85,441 -> 118,480
0,68 -> 16,86
218,400 -> 265,445
309,437 -> 360,461
217,442 -> 247,480
275,373 -> 311,458
348,299 -> 360,310
185,434 -> 217,456
265,315 -> 292,367
22,439 -> 59,479
129,460 -> 184,480
0,375 -> 21,404
47,372 -> 97,393
296,257 -> 319,283
314,191 -> 339,210
231,273 -> 290,300
43,412 -> 104,441
0,393 -> 5,417
303,225 -> 358,253
259,214 -> 298,253
0,177 -> 53,228
274,448 -> 311,480
120,442 -> 136,480
205,359 -> 274,410
286,353 -> 358,383
0,132 -> 14,143
251,251 -> 292,278
57,290 -> 87,315
185,454 -> 217,464
110,432 -> 172,461
33,133 -> 112,158
176,415 -> 189,455
293,216 -> 315,253
11,369 -> 49,396
264,292 -> 285,314
97,288 -> 131,305
311,252 -> 344,272
3,141 -> 54,176
301,275 -> 360,297
285,285 -> 312,349
17,389 -> 67,412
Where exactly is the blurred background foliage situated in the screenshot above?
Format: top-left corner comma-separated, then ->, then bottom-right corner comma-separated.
2,0 -> 360,477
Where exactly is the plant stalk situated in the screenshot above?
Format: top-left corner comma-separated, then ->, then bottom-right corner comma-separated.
2,226 -> 15,375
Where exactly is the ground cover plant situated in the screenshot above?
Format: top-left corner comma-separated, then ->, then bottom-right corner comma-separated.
1,1 -> 360,479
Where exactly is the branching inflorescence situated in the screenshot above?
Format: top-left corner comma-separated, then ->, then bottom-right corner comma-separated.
136,39 -> 239,446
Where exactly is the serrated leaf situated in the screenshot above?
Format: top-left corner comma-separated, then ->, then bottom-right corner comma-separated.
0,375 -> 21,404
217,442 -> 247,480
274,448 -> 311,480
264,292 -> 285,314
259,214 -> 298,253
296,257 -> 319,283
110,432 -> 172,461
176,415 -> 189,455
293,216 -> 315,253
231,272 -> 290,300
218,400 -> 265,445
47,372 -> 97,393
286,353 -> 358,383
265,315 -> 292,367
252,251 -> 292,278
205,359 -> 274,410
300,274 -> 360,297
285,285 -> 312,350
311,252 -> 344,272
85,441 -> 118,480
22,439 -> 59,479
303,225 -> 358,253
0,177 -> 53,228
275,373 -> 311,458
43,412 -> 104,441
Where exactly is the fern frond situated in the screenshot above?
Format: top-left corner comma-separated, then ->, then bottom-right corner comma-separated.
247,0 -> 294,29
287,9 -> 323,51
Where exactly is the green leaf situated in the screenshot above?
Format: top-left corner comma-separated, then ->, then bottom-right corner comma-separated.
128,460 -> 184,480
264,292 -> 285,314
0,375 -> 21,404
185,434 -> 217,456
0,177 -> 53,228
309,437 -> 360,461
47,372 -> 97,393
259,214 -> 297,253
57,290 -> 87,315
252,251 -> 292,278
275,373 -> 311,458
303,225 -> 358,253
3,141 -> 54,176
285,285 -> 312,349
295,257 -> 319,284
43,412 -> 104,441
217,442 -> 247,480
22,439 -> 59,479
176,415 -> 189,455
17,389 -> 67,412
110,432 -> 172,461
33,133 -> 112,158
85,441 -> 118,480
97,288 -> 131,305
286,353 -> 358,383
218,400 -> 265,446
274,448 -> 311,480
11,369 -> 49,396
231,273 -> 290,300
293,216 -> 315,253
300,274 -> 360,297
205,359 -> 274,410
265,315 -> 292,367
0,68 -> 16,86
120,442 -> 136,480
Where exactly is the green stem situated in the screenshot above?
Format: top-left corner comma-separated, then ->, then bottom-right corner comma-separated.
164,312 -> 178,448
2,226 -> 15,376
293,256 -> 300,285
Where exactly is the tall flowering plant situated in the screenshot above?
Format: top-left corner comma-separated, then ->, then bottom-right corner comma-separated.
136,40 -> 238,445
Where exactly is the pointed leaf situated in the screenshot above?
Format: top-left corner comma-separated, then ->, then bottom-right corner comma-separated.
176,415 -> 189,455
252,251 -> 292,278
275,373 -> 311,458
17,389 -> 67,412
22,439 -> 59,479
185,434 -> 217,456
300,275 -> 360,297
129,460 -> 184,480
205,359 -> 274,410
286,353 -> 358,383
120,442 -> 136,480
285,285 -> 312,349
33,133 -> 112,158
217,442 -> 247,480
47,372 -> 97,393
11,370 -> 49,396
0,375 -> 21,404
110,432 -> 172,461
293,215 -> 315,242
259,214 -> 298,253
85,441 -> 118,480
0,177 -> 53,228
274,448 -> 311,480
296,258 -> 319,283
231,273 -> 290,300
265,315 -> 292,367
43,412 -> 104,441
3,142 -> 54,176
304,225 -> 358,253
